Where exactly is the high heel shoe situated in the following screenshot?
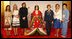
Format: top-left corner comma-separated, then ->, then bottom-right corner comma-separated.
55,34 -> 59,37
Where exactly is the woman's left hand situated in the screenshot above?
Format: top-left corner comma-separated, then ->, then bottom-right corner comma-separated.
52,21 -> 54,24
36,15 -> 39,17
62,20 -> 65,22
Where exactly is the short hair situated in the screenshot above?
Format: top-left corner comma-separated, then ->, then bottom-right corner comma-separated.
47,4 -> 51,8
55,4 -> 60,7
22,2 -> 26,7
63,3 -> 67,7
34,5 -> 39,10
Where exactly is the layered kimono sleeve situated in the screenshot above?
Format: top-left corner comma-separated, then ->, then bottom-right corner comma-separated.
31,12 -> 34,20
40,11 -> 43,19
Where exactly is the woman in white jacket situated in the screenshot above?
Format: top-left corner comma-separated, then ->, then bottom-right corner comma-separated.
54,4 -> 62,37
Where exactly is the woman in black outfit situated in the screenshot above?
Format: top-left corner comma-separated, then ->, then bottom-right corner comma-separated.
19,2 -> 28,35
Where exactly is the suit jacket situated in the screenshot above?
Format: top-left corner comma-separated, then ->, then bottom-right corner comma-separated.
19,7 -> 28,28
44,10 -> 54,22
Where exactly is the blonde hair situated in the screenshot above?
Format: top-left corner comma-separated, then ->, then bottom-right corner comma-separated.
13,4 -> 18,11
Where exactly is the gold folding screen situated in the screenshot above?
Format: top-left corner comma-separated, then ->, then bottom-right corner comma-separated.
1,1 -> 10,28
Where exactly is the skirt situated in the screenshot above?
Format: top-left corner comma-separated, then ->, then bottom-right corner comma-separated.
12,17 -> 20,28
54,19 -> 62,29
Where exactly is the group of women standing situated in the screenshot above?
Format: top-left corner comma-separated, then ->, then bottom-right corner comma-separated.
4,2 -> 69,38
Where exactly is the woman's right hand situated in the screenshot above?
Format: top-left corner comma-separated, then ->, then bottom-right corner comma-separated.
44,21 -> 46,24
16,16 -> 19,18
22,17 -> 25,20
36,15 -> 38,17
34,16 -> 36,18
62,20 -> 65,22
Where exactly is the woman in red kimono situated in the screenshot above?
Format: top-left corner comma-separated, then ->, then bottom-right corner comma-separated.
30,5 -> 43,28
26,5 -> 46,36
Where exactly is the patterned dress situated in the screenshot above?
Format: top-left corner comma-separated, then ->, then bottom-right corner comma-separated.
4,11 -> 12,30
12,10 -> 20,27
31,10 -> 42,28
24,10 -> 47,36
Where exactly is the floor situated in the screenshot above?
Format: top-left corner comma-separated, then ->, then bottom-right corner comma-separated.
1,27 -> 71,38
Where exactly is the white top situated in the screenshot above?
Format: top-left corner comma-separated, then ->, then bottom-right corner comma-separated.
12,10 -> 20,26
13,10 -> 19,21
13,10 -> 19,16
54,9 -> 62,20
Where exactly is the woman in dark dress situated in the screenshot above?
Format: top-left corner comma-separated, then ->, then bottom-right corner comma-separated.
19,2 -> 28,35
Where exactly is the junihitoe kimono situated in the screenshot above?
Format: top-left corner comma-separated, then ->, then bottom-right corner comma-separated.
24,10 -> 47,36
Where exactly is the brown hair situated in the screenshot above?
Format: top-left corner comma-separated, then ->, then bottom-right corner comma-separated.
5,5 -> 11,12
47,4 -> 51,8
55,4 -> 60,7
13,4 -> 18,11
22,2 -> 26,7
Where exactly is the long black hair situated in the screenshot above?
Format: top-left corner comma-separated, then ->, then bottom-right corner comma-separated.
62,3 -> 67,7
34,5 -> 39,10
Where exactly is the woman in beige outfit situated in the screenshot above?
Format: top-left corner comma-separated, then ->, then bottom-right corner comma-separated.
4,5 -> 12,36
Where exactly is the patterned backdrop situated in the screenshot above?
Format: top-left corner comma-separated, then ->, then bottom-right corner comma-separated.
10,1 -> 62,24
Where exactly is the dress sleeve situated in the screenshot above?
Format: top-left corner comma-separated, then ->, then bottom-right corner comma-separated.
40,11 -> 43,19
4,12 -> 7,17
31,11 -> 34,20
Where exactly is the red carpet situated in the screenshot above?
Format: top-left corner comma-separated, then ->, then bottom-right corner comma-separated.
1,27 -> 71,38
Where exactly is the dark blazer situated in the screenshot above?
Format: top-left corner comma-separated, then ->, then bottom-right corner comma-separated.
19,7 -> 28,28
44,10 -> 54,22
